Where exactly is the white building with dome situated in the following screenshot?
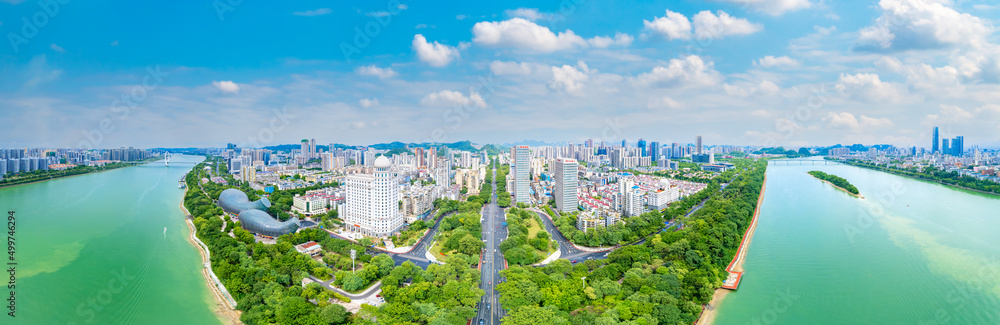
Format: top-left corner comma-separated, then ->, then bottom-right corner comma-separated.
343,155 -> 403,238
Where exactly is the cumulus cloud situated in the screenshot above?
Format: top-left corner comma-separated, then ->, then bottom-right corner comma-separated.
710,0 -> 812,16
421,90 -> 486,108
633,55 -> 722,88
412,34 -> 460,67
646,96 -> 683,109
877,56 -> 960,91
643,10 -> 760,40
472,18 -> 588,52
835,73 -> 902,103
359,98 -> 379,108
293,8 -> 332,16
823,112 -> 895,130
212,81 -> 240,94
755,56 -> 799,68
50,44 -> 65,53
692,11 -> 763,40
549,62 -> 590,94
643,10 -> 692,40
855,0 -> 990,52
356,65 -> 398,79
490,61 -> 533,75
588,33 -> 634,48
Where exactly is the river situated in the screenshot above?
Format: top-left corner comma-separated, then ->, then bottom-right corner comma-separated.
712,157 -> 1000,324
1,154 -> 222,324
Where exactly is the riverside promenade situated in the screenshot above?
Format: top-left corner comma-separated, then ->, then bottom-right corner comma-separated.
721,173 -> 767,290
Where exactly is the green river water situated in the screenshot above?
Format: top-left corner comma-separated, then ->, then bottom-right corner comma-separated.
713,157 -> 1000,324
1,154 -> 221,324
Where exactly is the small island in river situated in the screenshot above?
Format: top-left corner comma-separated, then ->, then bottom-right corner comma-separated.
808,171 -> 864,198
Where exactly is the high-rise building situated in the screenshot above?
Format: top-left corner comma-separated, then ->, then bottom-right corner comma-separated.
941,139 -> 950,155
650,141 -> 660,159
696,135 -> 703,154
621,139 -> 627,148
309,139 -> 316,157
637,139 -> 647,157
344,156 -> 402,238
512,146 -> 530,204
552,158 -> 579,213
932,127 -> 939,153
300,139 -> 309,158
952,136 -> 964,156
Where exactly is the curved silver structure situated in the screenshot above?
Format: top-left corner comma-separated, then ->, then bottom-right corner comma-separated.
237,209 -> 300,237
218,188 -> 271,215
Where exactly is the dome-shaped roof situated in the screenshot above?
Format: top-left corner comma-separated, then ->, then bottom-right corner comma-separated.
374,155 -> 391,168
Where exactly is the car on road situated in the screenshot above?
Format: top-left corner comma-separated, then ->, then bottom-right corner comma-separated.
488,281 -> 491,285
487,303 -> 490,310
571,260 -> 577,263
479,319 -> 484,325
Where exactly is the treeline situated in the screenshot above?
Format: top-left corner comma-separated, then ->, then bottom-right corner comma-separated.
496,159 -> 768,324
500,207 -> 551,265
808,170 -> 860,195
0,161 -> 138,187
845,160 -> 1000,195
495,163 -> 511,207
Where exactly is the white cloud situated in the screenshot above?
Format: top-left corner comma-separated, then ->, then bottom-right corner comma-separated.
212,81 -> 240,94
876,56 -> 961,91
835,73 -> 901,103
755,56 -> 799,68
456,14 -> 467,20
110,40 -> 119,46
692,10 -> 762,40
50,44 -> 65,53
823,112 -> 895,130
937,104 -> 974,121
415,24 -> 428,29
633,55 -> 722,88
588,33 -> 633,48
359,98 -> 379,108
855,0 -> 990,52
643,10 -> 692,40
412,34 -> 460,67
356,65 -> 398,79
472,18 -> 587,52
710,0 -> 812,16
489,61 -> 533,75
293,8 -> 332,16
23,54 -> 62,87
646,96 -> 683,109
397,4 -> 408,10
421,90 -> 486,108
549,62 -> 590,94
504,8 -> 554,21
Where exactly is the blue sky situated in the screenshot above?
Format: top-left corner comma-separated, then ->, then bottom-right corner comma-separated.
2,0 -> 1000,149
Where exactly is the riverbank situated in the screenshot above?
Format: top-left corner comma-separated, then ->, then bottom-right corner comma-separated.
844,161 -> 1000,197
697,173 -> 768,325
0,161 -> 145,189
179,189 -> 243,325
808,173 -> 864,199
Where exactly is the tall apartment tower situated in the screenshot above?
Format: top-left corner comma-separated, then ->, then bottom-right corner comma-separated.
552,158 -> 579,213
696,135 -> 703,155
344,156 -> 402,238
932,127 -> 939,153
300,139 -> 309,158
512,146 -> 531,204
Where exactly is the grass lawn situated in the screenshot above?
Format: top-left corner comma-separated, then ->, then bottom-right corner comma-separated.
526,217 -> 554,257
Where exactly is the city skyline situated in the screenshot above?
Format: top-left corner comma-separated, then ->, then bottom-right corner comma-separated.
4,1 -> 1000,148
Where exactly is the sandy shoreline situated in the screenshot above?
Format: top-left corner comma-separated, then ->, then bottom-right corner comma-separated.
808,174 -> 864,199
696,173 -> 768,325
179,188 -> 244,325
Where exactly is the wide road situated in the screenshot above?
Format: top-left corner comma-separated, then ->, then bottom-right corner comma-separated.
475,163 -> 507,325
